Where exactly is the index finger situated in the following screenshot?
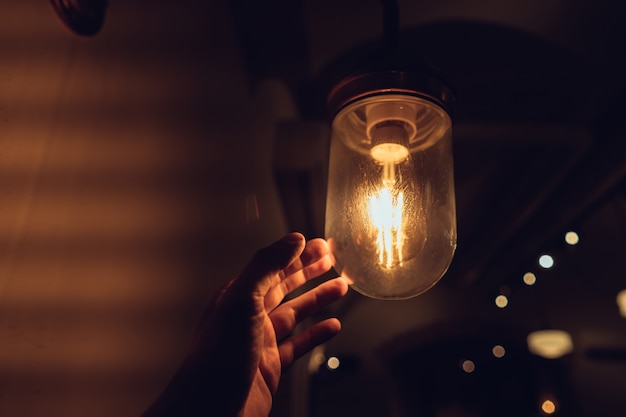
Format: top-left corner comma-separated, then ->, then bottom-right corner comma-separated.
264,238 -> 333,312
232,233 -> 307,298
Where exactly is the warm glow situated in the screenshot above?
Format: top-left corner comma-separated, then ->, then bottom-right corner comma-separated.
495,294 -> 508,308
617,289 -> 626,318
565,231 -> 579,245
492,345 -> 506,358
538,254 -> 555,269
327,356 -> 340,370
541,399 -> 556,414
527,330 -> 573,359
368,186 -> 405,268
371,143 -> 409,167
523,272 -> 537,285
461,360 -> 475,373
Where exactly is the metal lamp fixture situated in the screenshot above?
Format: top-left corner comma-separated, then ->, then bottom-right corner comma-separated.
325,58 -> 456,299
50,0 -> 107,36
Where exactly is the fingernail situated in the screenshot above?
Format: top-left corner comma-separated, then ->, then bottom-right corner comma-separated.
282,232 -> 304,245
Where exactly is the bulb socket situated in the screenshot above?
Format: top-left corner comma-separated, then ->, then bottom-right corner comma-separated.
369,121 -> 410,164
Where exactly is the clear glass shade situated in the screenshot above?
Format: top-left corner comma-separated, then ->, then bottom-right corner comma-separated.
325,94 -> 456,299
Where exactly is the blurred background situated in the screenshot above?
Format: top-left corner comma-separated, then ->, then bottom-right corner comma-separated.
0,1 -> 625,416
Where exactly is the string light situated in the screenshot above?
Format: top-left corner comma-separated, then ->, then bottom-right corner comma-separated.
564,231 -> 579,245
495,294 -> 508,308
461,360 -> 475,373
523,272 -> 537,285
538,254 -> 555,269
326,356 -> 340,370
541,399 -> 557,414
492,345 -> 506,358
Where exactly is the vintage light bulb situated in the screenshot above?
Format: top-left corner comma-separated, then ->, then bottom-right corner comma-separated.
325,71 -> 456,299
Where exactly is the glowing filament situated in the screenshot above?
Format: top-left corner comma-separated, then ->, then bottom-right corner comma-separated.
368,186 -> 405,268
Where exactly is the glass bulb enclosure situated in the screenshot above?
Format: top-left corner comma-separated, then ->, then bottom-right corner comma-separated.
325,71 -> 456,299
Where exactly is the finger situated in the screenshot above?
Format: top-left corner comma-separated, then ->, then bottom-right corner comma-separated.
264,238 -> 333,312
282,238 -> 330,278
278,318 -> 342,370
232,232 -> 306,298
270,277 -> 348,341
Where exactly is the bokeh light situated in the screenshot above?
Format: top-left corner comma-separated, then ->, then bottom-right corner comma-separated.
564,231 -> 579,245
617,289 -> 626,318
523,272 -> 537,285
541,399 -> 556,414
495,295 -> 508,308
527,330 -> 573,359
308,347 -> 326,373
538,254 -> 554,269
461,360 -> 475,373
492,345 -> 506,358
326,356 -> 340,370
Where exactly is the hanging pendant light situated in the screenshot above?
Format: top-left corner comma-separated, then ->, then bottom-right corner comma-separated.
324,0 -> 456,300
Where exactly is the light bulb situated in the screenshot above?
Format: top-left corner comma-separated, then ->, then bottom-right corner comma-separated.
326,84 -> 456,299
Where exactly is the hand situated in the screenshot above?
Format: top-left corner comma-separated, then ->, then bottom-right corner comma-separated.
142,233 -> 348,417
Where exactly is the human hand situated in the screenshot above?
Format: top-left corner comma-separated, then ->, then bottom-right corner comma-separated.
142,233 -> 348,417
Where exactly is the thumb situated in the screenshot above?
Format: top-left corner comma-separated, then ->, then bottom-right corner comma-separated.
233,232 -> 306,297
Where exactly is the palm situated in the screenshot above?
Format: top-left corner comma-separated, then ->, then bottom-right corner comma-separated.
241,315 -> 282,417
